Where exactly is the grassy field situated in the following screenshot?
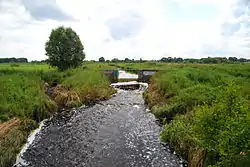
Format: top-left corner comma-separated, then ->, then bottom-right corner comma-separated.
118,62 -> 250,166
0,63 -> 54,71
0,62 -> 116,166
1,62 -> 249,166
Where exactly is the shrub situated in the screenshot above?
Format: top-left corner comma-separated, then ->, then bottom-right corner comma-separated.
193,84 -> 250,166
10,63 -> 20,67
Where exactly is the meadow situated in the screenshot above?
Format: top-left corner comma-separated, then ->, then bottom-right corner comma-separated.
1,62 -> 249,166
117,62 -> 250,166
0,62 -> 116,166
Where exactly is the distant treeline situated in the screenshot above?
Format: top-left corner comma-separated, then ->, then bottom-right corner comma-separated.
1,56 -> 250,64
0,57 -> 28,63
96,57 -> 250,64
159,57 -> 250,64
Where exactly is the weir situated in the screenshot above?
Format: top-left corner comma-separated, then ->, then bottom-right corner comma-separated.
102,69 -> 157,83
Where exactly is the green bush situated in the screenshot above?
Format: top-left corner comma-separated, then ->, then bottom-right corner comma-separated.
193,84 -> 250,166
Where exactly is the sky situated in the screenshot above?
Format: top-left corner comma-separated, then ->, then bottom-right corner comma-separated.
0,0 -> 250,61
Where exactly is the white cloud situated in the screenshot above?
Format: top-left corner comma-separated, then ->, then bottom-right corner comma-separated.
0,0 -> 249,61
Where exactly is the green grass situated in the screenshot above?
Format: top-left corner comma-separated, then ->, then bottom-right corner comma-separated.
0,73 -> 56,122
0,62 -> 116,167
0,63 -> 54,71
0,63 -> 116,121
54,68 -> 116,107
1,62 -> 249,167
140,63 -> 250,166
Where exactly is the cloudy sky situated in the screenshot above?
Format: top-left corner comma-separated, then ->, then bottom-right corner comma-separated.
0,0 -> 249,61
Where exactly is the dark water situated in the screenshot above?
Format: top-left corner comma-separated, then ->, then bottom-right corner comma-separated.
15,86 -> 183,167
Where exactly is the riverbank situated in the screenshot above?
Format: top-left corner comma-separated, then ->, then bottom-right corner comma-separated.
0,63 -> 116,167
143,64 -> 250,166
14,82 -> 183,167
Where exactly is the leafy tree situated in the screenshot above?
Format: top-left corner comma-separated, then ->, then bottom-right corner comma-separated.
99,57 -> 105,62
45,26 -> 85,71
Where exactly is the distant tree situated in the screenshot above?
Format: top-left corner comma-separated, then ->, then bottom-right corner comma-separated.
201,58 -> 216,64
111,58 -> 119,63
160,57 -> 167,62
238,58 -> 247,63
184,58 -> 199,63
176,57 -> 183,63
124,58 -> 130,63
229,57 -> 238,62
167,57 -> 173,62
45,26 -> 85,71
0,57 -> 28,63
99,57 -> 105,62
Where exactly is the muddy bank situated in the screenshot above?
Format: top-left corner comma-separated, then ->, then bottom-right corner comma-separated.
15,86 -> 183,167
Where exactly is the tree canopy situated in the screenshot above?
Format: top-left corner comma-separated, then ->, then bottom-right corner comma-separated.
99,57 -> 105,62
45,26 -> 85,71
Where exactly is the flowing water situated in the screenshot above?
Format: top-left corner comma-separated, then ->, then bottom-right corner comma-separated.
118,70 -> 138,79
14,71 -> 184,167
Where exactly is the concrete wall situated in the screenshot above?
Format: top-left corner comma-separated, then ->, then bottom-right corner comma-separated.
101,70 -> 118,83
138,70 -> 157,83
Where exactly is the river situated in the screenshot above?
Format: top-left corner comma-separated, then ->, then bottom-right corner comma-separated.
15,71 -> 184,167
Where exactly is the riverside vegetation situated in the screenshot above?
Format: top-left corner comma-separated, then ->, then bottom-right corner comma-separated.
0,26 -> 118,167
0,62 -> 116,167
121,62 -> 249,167
0,61 -> 249,167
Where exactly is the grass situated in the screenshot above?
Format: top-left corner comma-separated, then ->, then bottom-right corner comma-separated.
113,62 -> 250,166
140,63 -> 250,166
0,63 -> 54,72
0,62 -> 116,167
0,73 -> 56,122
1,61 -> 249,167
54,68 -> 116,107
0,119 -> 37,167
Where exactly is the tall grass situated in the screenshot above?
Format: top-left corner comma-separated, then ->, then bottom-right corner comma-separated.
142,64 -> 250,166
0,63 -> 116,167
0,73 -> 56,122
53,69 -> 116,107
